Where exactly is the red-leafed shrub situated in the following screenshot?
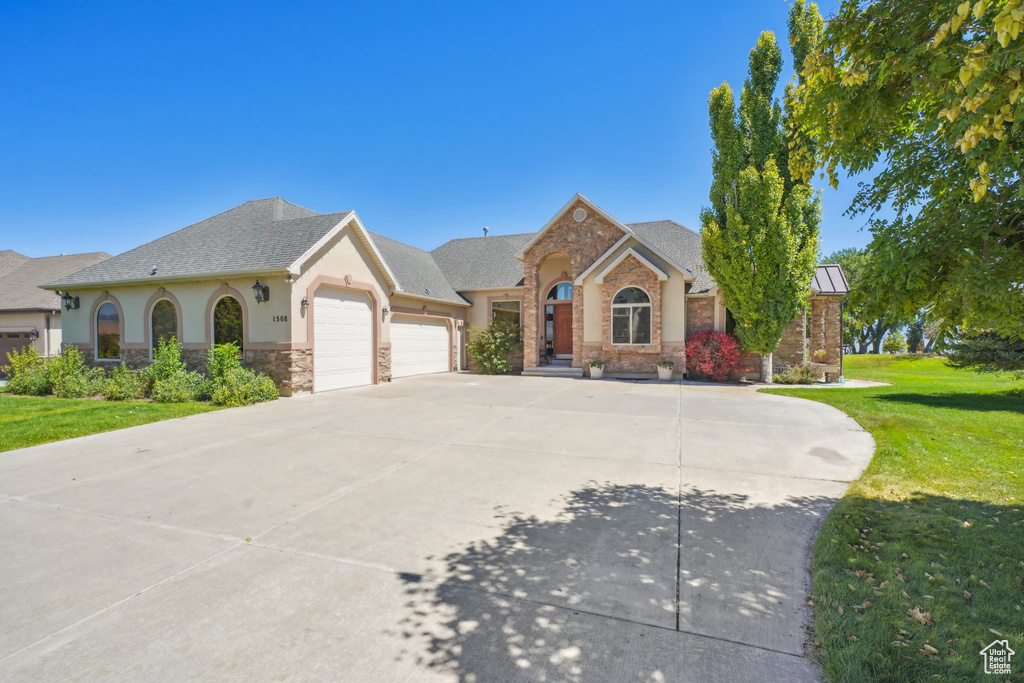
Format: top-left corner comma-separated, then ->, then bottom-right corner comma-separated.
685,330 -> 742,382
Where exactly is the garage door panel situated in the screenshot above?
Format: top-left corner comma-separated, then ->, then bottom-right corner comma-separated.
313,289 -> 373,392
390,316 -> 450,379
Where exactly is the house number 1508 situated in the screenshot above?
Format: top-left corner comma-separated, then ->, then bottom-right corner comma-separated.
273,315 -> 288,322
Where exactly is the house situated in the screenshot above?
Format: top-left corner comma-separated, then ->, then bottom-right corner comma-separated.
44,193 -> 847,394
0,250 -> 110,363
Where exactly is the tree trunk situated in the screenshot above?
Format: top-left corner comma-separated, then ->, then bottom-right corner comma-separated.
761,353 -> 774,384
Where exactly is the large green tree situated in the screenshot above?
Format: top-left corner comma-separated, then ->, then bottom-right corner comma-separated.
701,3 -> 823,383
827,246 -> 911,353
792,0 -> 1024,341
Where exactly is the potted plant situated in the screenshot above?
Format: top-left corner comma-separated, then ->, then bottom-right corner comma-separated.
587,360 -> 605,379
656,360 -> 674,381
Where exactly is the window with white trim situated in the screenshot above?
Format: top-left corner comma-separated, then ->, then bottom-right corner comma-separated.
611,287 -> 651,345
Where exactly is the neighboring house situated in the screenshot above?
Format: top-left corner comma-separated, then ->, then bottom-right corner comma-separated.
45,193 -> 847,394
0,250 -> 110,363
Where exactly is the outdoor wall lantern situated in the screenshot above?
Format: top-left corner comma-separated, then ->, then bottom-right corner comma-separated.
61,291 -> 80,311
300,297 -> 309,309
252,280 -> 270,304
28,329 -> 39,341
382,305 -> 389,322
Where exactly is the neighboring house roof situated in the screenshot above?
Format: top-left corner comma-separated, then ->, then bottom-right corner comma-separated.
369,232 -> 468,305
0,251 -> 110,312
431,233 -> 534,290
46,198 -> 359,288
812,264 -> 850,296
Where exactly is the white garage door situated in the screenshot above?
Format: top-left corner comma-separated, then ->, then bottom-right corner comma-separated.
313,289 -> 373,392
391,315 -> 450,378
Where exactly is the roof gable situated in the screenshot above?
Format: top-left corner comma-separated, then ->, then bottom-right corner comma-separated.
594,248 -> 669,284
516,193 -> 634,260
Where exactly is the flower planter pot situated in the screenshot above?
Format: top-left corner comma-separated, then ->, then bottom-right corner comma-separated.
589,366 -> 604,379
657,366 -> 673,381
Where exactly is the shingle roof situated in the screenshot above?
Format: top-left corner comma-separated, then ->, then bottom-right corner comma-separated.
626,221 -> 715,293
431,233 -> 534,290
47,198 -> 351,288
812,264 -> 849,295
368,232 -> 467,305
0,251 -> 110,312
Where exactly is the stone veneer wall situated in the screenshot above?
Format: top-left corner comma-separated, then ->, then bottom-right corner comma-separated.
244,349 -> 312,396
580,254 -> 686,374
522,200 -> 626,369
378,345 -> 392,383
775,309 -> 807,367
810,296 -> 842,380
685,297 -> 714,335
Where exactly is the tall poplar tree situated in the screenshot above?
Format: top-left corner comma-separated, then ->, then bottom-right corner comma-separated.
700,2 -> 823,383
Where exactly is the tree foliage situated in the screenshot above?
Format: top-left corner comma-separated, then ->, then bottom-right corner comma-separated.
466,321 -> 523,375
793,0 -> 1024,340
700,6 -> 823,381
947,331 -> 1024,380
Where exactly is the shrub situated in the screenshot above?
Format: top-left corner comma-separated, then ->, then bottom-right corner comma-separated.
3,345 -> 52,396
685,330 -> 742,382
104,363 -> 145,401
657,360 -> 675,369
587,360 -> 605,368
883,329 -> 907,354
773,363 -> 819,384
208,342 -> 243,382
151,370 -> 210,403
49,346 -> 103,398
466,321 -> 523,375
211,367 -> 279,407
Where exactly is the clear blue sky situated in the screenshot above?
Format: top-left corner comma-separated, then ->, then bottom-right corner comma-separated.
0,0 -> 870,260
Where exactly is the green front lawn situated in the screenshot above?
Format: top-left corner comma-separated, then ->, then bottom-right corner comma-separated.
763,356 -> 1023,681
0,394 -> 220,452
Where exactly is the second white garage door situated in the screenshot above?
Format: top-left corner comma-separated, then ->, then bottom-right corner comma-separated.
390,315 -> 450,378
313,289 -> 373,392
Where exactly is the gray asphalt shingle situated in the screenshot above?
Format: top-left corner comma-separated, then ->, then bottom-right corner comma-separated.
368,232 -> 467,305
47,199 -> 350,288
0,251 -> 110,311
430,233 -> 534,290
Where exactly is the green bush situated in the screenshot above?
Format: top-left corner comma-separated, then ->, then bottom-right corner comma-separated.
773,363 -> 820,385
3,345 -> 52,395
466,321 -> 523,375
151,370 -> 210,403
883,329 -> 907,354
49,346 -> 104,398
211,367 -> 279,407
103,363 -> 145,401
207,342 -> 242,383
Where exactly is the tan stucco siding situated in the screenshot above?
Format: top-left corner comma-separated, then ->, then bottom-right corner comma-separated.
388,295 -> 467,322
291,223 -> 391,345
459,289 -> 524,329
57,276 -> 295,353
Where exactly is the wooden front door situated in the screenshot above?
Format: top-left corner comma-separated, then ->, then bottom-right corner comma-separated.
553,305 -> 573,356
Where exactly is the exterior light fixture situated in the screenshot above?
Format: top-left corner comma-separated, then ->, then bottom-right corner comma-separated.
300,296 -> 309,309
252,280 -> 270,304
382,305 -> 389,322
61,292 -> 80,311
284,273 -> 295,284
28,329 -> 39,341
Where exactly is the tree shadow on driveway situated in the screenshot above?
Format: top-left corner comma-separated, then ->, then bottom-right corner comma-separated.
392,482 -> 833,682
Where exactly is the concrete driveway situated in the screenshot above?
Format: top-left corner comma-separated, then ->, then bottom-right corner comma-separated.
0,374 -> 873,682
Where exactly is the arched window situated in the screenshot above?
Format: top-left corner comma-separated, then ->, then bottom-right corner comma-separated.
611,287 -> 651,345
213,296 -> 244,349
151,299 -> 178,355
546,282 -> 573,300
96,302 -> 121,360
